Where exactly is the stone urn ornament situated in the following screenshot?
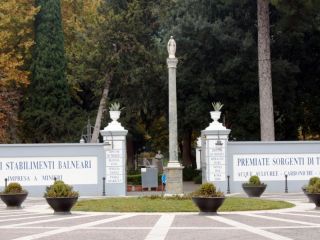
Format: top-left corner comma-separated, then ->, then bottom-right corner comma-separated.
109,102 -> 124,122
211,102 -> 224,122
101,101 -> 126,132
205,102 -> 226,131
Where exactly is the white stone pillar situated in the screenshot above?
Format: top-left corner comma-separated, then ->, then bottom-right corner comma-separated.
201,110 -> 230,192
100,110 -> 128,196
196,137 -> 201,170
164,36 -> 184,194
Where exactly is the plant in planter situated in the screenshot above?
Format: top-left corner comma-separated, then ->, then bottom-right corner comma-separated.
192,182 -> 225,213
302,177 -> 320,202
0,182 -> 28,208
212,102 -> 224,111
242,175 -> 267,197
305,177 -> 320,208
44,180 -> 79,214
109,102 -> 124,120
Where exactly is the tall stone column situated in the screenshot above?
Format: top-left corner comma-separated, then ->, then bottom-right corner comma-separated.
100,110 -> 128,196
164,36 -> 184,194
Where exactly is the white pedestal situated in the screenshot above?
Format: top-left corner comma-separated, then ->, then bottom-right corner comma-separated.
100,116 -> 128,196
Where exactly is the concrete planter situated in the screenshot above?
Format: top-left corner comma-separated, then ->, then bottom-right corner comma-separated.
110,111 -> 121,121
210,111 -> 221,122
302,186 -> 312,202
45,197 -> 78,214
242,184 -> 267,197
306,193 -> 320,208
134,185 -> 142,191
127,185 -> 133,192
192,197 -> 225,213
0,193 -> 28,208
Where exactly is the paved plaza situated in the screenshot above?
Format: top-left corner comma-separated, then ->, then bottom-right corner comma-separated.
0,193 -> 319,240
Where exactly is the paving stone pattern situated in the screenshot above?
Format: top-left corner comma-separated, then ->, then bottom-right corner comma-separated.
0,193 -> 319,240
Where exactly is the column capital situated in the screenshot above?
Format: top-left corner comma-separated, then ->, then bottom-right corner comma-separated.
167,58 -> 178,68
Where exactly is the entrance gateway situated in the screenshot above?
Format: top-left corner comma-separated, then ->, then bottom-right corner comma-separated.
1,112 -> 319,196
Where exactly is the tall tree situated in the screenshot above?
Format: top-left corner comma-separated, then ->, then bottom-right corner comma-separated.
271,0 -> 320,139
90,0 -> 165,145
22,0 -> 72,142
0,0 -> 38,143
257,0 -> 275,140
61,0 -> 103,141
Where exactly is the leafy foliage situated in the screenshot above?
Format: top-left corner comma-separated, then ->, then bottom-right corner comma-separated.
183,167 -> 201,181
212,102 -> 224,111
127,174 -> 141,185
193,174 -> 202,184
307,179 -> 320,194
0,0 -> 319,148
44,180 -> 79,198
243,175 -> 265,186
192,182 -> 224,197
109,102 -> 123,111
22,0 -> 75,142
3,182 -> 27,194
308,177 -> 320,186
249,175 -> 261,185
0,0 -> 38,143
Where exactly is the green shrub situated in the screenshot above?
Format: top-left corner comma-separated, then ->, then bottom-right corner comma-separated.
308,177 -> 320,186
307,179 -> 320,193
183,167 -> 200,181
4,182 -> 27,194
193,174 -> 202,184
242,175 -> 265,186
141,194 -> 192,200
127,169 -> 140,175
127,174 -> 141,185
44,180 -> 79,198
192,182 -> 224,197
249,176 -> 261,185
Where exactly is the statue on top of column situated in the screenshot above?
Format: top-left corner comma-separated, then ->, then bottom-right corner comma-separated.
167,36 -> 176,59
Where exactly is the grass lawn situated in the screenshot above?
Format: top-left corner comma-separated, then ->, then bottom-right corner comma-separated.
73,196 -> 294,212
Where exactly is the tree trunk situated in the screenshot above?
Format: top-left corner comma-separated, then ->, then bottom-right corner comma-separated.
257,0 -> 275,141
181,131 -> 195,167
126,136 -> 134,169
90,72 -> 113,143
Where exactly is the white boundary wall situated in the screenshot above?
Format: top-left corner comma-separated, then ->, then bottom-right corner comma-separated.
227,141 -> 320,192
0,143 -> 118,196
202,141 -> 320,193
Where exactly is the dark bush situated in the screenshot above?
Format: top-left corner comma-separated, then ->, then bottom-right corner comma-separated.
193,174 -> 202,184
127,174 -> 141,185
183,167 -> 200,181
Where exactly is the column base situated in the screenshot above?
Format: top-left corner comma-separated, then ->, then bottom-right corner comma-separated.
164,166 -> 184,194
